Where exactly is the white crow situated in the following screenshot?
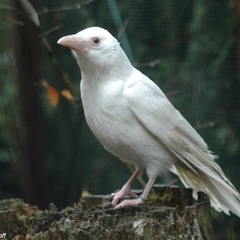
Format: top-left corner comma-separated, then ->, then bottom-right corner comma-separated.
58,27 -> 240,216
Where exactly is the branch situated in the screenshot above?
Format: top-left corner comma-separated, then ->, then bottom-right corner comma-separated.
40,36 -> 81,104
38,3 -> 81,15
20,0 -> 40,26
117,8 -> 138,40
39,23 -> 65,38
18,0 -> 81,104
38,1 -> 96,15
0,16 -> 24,25
136,59 -> 161,68
0,3 -> 14,11
195,121 -> 215,130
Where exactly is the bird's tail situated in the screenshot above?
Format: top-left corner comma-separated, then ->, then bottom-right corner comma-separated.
171,156 -> 240,217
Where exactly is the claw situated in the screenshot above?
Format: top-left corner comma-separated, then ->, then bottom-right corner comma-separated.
110,170 -> 143,207
114,197 -> 144,209
111,185 -> 140,207
112,178 -> 156,209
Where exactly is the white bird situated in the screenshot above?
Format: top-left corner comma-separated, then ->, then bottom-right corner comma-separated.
58,27 -> 240,216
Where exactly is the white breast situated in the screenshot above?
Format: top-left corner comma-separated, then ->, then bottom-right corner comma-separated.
80,75 -> 176,178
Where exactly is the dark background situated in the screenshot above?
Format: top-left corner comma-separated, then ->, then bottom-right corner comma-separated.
0,0 -> 240,238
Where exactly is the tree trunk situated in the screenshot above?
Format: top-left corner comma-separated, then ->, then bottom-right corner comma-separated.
11,0 -> 47,208
236,0 -> 240,84
0,186 -> 214,239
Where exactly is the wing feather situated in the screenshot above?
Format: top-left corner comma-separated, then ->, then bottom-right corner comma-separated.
125,73 -> 240,216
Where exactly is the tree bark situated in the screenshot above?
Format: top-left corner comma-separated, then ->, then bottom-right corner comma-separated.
237,0 -> 240,81
11,0 -> 47,208
0,186 -> 214,239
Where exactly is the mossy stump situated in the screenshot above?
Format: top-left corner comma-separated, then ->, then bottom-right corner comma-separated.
0,185 -> 214,239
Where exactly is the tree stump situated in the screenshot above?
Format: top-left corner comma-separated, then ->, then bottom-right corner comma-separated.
0,185 -> 214,239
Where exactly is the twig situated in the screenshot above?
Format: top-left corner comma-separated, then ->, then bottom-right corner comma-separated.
117,8 -> 138,40
20,0 -> 40,26
0,3 -> 25,24
81,0 -> 96,6
107,0 -> 134,62
38,3 -> 81,15
40,36 -> 81,104
19,0 -> 81,104
0,16 -> 24,25
137,59 -> 161,68
0,3 -> 15,11
38,0 -> 96,15
195,121 -> 215,130
39,23 -> 65,38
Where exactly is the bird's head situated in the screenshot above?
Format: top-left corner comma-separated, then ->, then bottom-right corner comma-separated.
57,27 -> 129,76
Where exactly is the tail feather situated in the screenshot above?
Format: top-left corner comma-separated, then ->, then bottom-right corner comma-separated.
166,128 -> 240,217
171,162 -> 240,216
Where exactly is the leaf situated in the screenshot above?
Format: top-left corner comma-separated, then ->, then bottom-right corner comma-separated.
60,89 -> 76,103
41,80 -> 60,107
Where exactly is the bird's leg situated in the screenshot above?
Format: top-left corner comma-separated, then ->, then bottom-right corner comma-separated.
114,178 -> 156,209
111,170 -> 141,206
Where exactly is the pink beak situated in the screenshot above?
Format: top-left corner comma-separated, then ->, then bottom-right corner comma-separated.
57,35 -> 86,51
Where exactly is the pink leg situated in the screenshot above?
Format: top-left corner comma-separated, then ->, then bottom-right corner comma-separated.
114,178 -> 156,209
111,170 -> 141,206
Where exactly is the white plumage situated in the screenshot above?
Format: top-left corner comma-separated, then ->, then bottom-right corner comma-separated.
58,27 -> 240,216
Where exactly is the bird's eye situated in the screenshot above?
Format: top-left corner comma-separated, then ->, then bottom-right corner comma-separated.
93,37 -> 100,44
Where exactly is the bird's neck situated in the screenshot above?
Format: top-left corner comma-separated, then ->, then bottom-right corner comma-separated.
79,47 -> 134,84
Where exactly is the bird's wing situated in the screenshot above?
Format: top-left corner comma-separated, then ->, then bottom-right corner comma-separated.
125,73 -> 211,173
125,72 -> 240,216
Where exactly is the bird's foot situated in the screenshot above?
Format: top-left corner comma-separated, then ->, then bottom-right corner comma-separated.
111,185 -> 139,207
114,197 -> 145,209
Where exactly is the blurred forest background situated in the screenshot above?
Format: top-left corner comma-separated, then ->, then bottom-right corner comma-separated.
0,0 -> 240,239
